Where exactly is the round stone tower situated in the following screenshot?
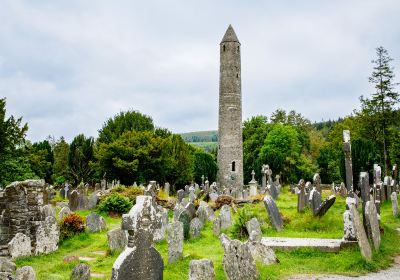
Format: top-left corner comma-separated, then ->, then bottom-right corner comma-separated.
217,25 -> 243,196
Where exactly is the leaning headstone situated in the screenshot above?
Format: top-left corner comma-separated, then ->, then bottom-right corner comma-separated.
42,205 -> 56,219
69,190 -> 80,211
246,218 -> 262,242
349,204 -> 372,261
35,216 -> 59,255
189,259 -> 215,280
268,183 -> 278,200
213,217 -> 221,236
71,263 -> 90,280
220,205 -> 232,230
365,201 -> 381,250
8,233 -> 31,259
220,234 -> 259,280
315,195 -> 336,217
263,195 -> 283,231
58,206 -> 71,222
112,195 -> 163,280
190,218 -> 202,239
391,192 -> 398,217
86,212 -> 107,233
107,229 -> 128,252
167,221 -> 184,264
16,266 -> 36,280
178,210 -> 191,239
309,188 -> 322,216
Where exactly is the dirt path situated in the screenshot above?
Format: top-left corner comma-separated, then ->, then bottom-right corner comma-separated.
288,256 -> 400,280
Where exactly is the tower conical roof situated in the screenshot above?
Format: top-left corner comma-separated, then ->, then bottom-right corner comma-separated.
221,25 -> 240,43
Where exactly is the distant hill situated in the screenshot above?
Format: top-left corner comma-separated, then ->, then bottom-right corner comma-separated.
180,130 -> 218,153
180,130 -> 218,143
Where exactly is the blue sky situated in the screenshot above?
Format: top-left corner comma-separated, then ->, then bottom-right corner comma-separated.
1,0 -> 400,142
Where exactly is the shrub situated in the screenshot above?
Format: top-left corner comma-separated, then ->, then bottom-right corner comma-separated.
108,185 -> 144,203
98,193 -> 133,214
60,213 -> 86,241
231,204 -> 262,239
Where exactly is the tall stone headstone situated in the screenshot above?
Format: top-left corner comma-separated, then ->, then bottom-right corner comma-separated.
112,196 -> 163,280
86,212 -> 107,233
107,229 -> 128,252
391,192 -> 398,217
343,130 -> 353,192
248,170 -> 258,197
189,259 -> 215,280
349,204 -> 372,261
68,190 -> 79,211
309,188 -> 322,216
220,234 -> 259,280
297,179 -> 307,213
178,210 -> 191,240
220,205 -> 232,230
177,189 -> 184,203
263,195 -> 283,231
313,173 -> 321,193
261,164 -> 267,193
164,183 -> 170,197
8,233 -> 31,259
217,25 -> 243,197
167,221 -> 184,264
365,201 -> 380,251
34,216 -> 59,255
246,218 -> 262,242
190,218 -> 202,239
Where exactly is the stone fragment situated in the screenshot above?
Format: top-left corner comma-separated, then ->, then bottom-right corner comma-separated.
189,259 -> 215,280
246,241 -> 278,265
219,205 -> 232,230
365,201 -> 381,250
107,229 -> 128,252
246,218 -> 262,242
190,218 -> 202,239
349,204 -> 372,261
71,263 -> 90,280
178,210 -> 191,239
58,206 -> 71,222
153,207 -> 168,242
0,258 -> 16,273
213,217 -> 221,236
63,255 -> 79,263
86,213 -> 107,233
42,205 -> 56,219
34,216 -> 59,255
167,221 -> 184,264
8,233 -> 31,259
263,195 -> 283,231
343,210 -> 357,241
16,266 -> 36,280
88,191 -> 98,209
391,192 -> 398,217
220,234 -> 259,280
315,195 -> 336,217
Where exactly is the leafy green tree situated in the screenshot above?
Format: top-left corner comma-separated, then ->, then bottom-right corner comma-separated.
68,134 -> 94,185
27,140 -> 54,183
359,46 -> 399,174
192,149 -> 218,183
98,111 -> 154,144
316,145 -> 341,183
53,137 -> 69,185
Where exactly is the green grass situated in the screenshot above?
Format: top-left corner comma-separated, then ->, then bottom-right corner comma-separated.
15,188 -> 400,279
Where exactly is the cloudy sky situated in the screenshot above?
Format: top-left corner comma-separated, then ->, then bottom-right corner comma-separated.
1,1 -> 400,142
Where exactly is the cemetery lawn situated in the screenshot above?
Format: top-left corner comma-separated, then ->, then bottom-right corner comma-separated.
15,188 -> 400,280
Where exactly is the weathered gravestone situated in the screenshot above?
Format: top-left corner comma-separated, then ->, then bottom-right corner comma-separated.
209,192 -> 218,202
167,221 -> 183,264
177,189 -> 185,203
246,218 -> 262,242
350,204 -> 372,261
315,195 -> 336,217
8,233 -> 31,259
196,206 -> 208,226
71,263 -> 90,280
173,203 -> 185,221
268,182 -> 278,200
220,234 -> 259,280
59,188 -> 65,199
313,173 -> 321,193
213,217 -> 221,236
154,206 -> 168,242
185,203 -> 196,219
58,206 -> 71,222
178,210 -> 191,239
343,130 -> 353,192
391,192 -> 398,217
16,265 -> 36,280
107,229 -> 128,252
34,216 -> 59,255
164,183 -> 170,197
365,201 -> 380,250
343,197 -> 357,241
263,195 -> 283,231
189,259 -> 215,280
297,179 -> 307,212
309,188 -> 322,216
86,213 -> 107,233
88,191 -> 98,209
69,190 -> 79,211
246,240 -> 278,265
112,195 -> 163,280
190,218 -> 202,239
42,205 -> 56,219
220,205 -> 232,230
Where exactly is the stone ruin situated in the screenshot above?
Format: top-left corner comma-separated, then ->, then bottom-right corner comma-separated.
0,180 -> 59,258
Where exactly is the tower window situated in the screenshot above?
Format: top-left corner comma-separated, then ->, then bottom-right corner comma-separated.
236,73 -> 239,78
232,161 -> 236,172
223,45 -> 226,52
237,46 -> 240,52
